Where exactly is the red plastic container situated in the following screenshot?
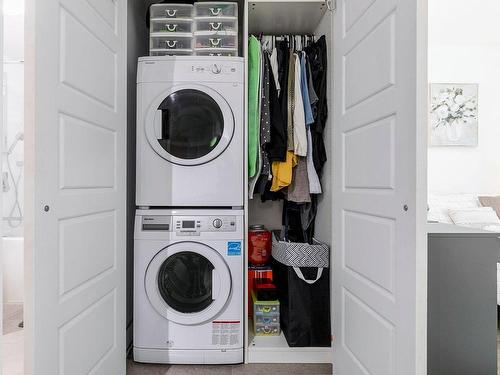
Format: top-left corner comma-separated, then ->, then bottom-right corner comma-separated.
248,265 -> 273,317
248,225 -> 272,266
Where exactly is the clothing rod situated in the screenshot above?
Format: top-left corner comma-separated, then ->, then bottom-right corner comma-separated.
254,34 -> 315,37
256,34 -> 316,51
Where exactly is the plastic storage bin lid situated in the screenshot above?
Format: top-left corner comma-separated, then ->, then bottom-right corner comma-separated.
194,2 -> 238,17
150,3 -> 193,19
150,50 -> 194,56
195,50 -> 238,56
194,30 -> 237,36
150,32 -> 194,37
194,15 -> 238,20
251,290 -> 279,305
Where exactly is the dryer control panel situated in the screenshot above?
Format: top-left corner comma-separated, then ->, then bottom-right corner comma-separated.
191,63 -> 237,76
141,215 -> 237,236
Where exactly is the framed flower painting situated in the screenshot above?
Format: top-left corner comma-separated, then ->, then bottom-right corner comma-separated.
429,83 -> 478,146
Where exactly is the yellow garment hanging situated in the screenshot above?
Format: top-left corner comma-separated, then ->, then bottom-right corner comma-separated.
270,151 -> 298,192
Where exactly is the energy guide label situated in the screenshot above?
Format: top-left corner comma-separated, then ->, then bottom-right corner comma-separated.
212,320 -> 240,345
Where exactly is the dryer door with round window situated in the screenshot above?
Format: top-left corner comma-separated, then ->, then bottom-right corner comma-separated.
145,241 -> 231,325
145,84 -> 235,166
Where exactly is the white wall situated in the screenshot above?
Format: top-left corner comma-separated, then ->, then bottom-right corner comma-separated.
428,0 -> 500,195
2,6 -> 24,237
2,2 -> 24,306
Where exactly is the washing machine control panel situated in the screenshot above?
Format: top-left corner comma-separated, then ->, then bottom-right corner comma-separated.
174,216 -> 237,236
141,215 -> 237,235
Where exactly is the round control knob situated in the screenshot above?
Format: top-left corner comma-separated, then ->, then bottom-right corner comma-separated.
213,218 -> 223,229
212,64 -> 222,74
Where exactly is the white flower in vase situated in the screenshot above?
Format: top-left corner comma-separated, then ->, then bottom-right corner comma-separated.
430,85 -> 478,142
454,94 -> 466,105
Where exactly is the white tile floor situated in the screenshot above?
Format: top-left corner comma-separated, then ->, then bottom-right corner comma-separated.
0,303 -> 332,375
1,303 -> 498,375
3,330 -> 23,375
1,304 -> 499,374
2,303 -> 24,375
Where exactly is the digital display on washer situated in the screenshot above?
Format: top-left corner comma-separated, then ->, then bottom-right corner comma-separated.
182,220 -> 195,229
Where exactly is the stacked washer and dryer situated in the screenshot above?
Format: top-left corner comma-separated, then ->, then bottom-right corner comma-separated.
134,56 -> 245,364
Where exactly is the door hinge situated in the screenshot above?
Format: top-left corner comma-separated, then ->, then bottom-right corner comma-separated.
326,0 -> 336,12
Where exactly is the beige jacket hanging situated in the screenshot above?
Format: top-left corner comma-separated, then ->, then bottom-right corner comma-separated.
293,53 -> 307,157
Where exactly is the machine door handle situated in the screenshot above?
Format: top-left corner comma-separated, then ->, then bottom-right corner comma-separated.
155,108 -> 169,141
211,269 -> 220,300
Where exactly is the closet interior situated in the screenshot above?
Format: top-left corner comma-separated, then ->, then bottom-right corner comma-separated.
126,0 -> 335,365
245,0 -> 334,364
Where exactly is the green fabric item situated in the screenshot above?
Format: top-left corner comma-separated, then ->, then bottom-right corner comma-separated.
248,35 -> 261,178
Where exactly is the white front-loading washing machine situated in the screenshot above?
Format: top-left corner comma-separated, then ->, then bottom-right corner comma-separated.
136,56 -> 244,207
134,209 -> 244,364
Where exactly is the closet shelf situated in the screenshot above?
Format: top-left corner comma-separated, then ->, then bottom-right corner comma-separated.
247,320 -> 333,363
248,0 -> 328,35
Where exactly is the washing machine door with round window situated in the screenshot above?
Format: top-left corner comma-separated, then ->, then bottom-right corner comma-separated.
145,84 -> 235,166
145,241 -> 232,325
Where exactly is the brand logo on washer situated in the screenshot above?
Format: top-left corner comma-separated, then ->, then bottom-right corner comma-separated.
227,242 -> 241,256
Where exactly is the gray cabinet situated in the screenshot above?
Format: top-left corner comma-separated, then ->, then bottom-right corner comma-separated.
428,224 -> 500,375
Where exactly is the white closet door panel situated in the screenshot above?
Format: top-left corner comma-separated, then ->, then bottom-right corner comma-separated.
25,0 -> 127,373
86,0 -> 118,32
333,0 -> 426,373
0,0 -> 3,373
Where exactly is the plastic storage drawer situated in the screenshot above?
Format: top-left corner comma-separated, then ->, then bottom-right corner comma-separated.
194,32 -> 237,49
195,18 -> 238,33
150,34 -> 193,49
151,19 -> 193,34
195,49 -> 237,56
253,301 -> 279,315
254,314 -> 279,325
252,291 -> 280,315
150,4 -> 193,19
194,2 -> 238,18
254,323 -> 281,336
150,34 -> 193,55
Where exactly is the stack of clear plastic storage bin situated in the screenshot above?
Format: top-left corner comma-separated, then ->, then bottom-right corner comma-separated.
252,291 -> 280,336
194,2 -> 238,56
149,4 -> 194,56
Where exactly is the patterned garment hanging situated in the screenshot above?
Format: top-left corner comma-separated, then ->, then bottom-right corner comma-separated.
260,52 -> 272,176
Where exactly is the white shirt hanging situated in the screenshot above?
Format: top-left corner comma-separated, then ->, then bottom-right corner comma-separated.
270,47 -> 281,96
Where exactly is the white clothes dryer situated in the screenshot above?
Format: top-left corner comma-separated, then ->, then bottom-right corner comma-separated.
133,209 -> 244,364
136,56 -> 244,207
